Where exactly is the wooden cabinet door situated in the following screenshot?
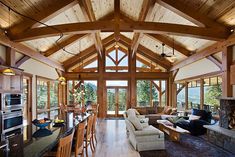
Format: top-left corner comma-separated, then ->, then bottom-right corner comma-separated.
8,134 -> 24,157
1,75 -> 10,91
10,75 -> 22,92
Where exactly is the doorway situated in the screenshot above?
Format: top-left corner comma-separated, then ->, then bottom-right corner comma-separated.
106,80 -> 128,117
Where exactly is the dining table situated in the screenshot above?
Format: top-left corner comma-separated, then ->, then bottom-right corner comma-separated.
23,112 -> 89,157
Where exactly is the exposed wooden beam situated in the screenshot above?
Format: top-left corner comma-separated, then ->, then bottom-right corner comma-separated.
114,0 -> 120,41
8,0 -> 77,36
155,0 -> 227,31
131,0 -> 155,57
119,34 -> 171,70
6,47 -> 15,67
206,55 -> 222,70
78,0 -> 103,57
12,21 -> 229,42
0,32 -> 64,71
146,34 -> 191,57
72,55 -> 97,72
138,45 -> 172,70
171,35 -> 235,71
43,34 -> 87,57
15,55 -> 30,67
63,45 -> 97,70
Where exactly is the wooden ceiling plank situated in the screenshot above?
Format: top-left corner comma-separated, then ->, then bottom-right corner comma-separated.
72,55 -> 97,72
206,55 -> 222,70
170,35 -> 235,71
11,21 -> 229,42
15,55 -> 30,67
114,0 -> 120,41
0,32 -> 64,71
155,0 -> 228,31
146,33 -> 191,57
131,0 -> 155,57
43,34 -> 87,57
9,0 -> 77,36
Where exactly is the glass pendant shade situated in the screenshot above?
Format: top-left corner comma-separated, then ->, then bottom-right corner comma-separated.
2,68 -> 15,76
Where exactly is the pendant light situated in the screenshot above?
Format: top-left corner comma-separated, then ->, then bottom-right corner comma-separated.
2,68 -> 15,76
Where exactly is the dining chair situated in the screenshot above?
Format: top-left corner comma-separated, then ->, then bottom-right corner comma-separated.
84,115 -> 94,157
44,129 -> 74,157
91,112 -> 98,149
74,121 -> 86,157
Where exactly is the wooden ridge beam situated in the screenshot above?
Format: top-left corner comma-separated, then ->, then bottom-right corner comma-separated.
146,33 -> 191,57
206,55 -> 222,70
114,0 -> 120,41
0,33 -> 64,71
15,55 -> 30,67
131,0 -> 155,57
43,34 -> 87,57
155,0 -> 227,31
8,0 -> 77,36
171,35 -> 235,71
12,21 -> 229,42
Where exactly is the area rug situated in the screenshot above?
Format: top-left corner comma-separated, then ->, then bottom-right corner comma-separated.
105,117 -> 124,120
139,134 -> 234,157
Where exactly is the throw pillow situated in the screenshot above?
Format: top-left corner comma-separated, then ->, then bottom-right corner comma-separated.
170,108 -> 177,115
165,108 -> 172,115
189,115 -> 201,120
128,115 -> 143,130
134,109 -> 140,115
127,109 -> 137,117
163,106 -> 169,114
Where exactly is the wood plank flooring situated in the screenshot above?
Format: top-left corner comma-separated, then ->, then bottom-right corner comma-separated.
85,119 -> 140,157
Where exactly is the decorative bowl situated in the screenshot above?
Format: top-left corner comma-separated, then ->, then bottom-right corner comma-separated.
32,119 -> 52,129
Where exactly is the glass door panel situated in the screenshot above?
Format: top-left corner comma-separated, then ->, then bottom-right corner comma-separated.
107,88 -> 116,115
118,88 -> 127,115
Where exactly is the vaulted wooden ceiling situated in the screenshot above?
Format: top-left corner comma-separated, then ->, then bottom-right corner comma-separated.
0,0 -> 235,72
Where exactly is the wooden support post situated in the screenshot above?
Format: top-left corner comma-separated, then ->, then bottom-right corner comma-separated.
172,83 -> 177,108
129,48 -> 136,108
98,49 -> 105,118
6,47 -> 16,67
185,82 -> 188,110
200,78 -> 204,109
159,80 -> 162,106
222,46 -> 233,97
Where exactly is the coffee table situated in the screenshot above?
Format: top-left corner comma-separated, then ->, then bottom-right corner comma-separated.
157,120 -> 190,141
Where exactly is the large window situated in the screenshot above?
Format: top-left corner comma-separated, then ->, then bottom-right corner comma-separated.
204,76 -> 222,113
67,80 -> 97,106
37,77 -> 59,119
188,80 -> 200,110
136,80 -> 166,107
177,83 -> 186,111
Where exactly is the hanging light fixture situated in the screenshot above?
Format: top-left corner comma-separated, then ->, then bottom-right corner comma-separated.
58,76 -> 66,82
60,81 -> 66,86
2,8 -> 15,76
2,68 -> 15,76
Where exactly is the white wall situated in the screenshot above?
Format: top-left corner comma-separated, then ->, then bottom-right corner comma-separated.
19,58 -> 59,119
175,58 -> 220,81
0,45 -> 6,61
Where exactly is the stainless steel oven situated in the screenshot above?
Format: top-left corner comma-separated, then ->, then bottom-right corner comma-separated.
1,111 -> 23,135
1,94 -> 22,111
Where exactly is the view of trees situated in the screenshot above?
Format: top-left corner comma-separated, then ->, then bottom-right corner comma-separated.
204,84 -> 222,110
37,80 -> 48,110
136,80 -> 159,107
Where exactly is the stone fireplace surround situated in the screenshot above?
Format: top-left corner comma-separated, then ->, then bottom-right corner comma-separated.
204,98 -> 235,154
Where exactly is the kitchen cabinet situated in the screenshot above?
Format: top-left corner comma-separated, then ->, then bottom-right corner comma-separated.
0,74 -> 22,93
8,134 -> 24,157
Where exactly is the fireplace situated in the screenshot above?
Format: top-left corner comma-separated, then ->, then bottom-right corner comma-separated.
219,98 -> 235,130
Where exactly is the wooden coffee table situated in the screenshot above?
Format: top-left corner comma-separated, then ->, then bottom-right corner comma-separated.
157,120 -> 190,141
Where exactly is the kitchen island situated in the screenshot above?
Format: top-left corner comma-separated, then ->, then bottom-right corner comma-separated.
23,112 -> 89,157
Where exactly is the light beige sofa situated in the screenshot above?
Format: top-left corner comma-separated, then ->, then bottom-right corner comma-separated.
125,119 -> 165,151
124,109 -> 165,151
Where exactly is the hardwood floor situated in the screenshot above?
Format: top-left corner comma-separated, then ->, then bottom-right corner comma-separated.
85,119 -> 140,157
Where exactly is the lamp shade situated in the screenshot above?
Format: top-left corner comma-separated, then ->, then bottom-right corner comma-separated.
2,68 -> 15,76
61,81 -> 66,85
58,76 -> 66,82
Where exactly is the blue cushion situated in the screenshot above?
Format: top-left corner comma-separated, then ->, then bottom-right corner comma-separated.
192,109 -> 212,123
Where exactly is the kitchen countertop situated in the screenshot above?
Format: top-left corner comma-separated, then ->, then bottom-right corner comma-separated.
23,112 -> 89,157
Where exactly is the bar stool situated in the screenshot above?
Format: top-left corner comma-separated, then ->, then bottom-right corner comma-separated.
74,121 -> 86,157
44,129 -> 74,157
84,115 -> 94,157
